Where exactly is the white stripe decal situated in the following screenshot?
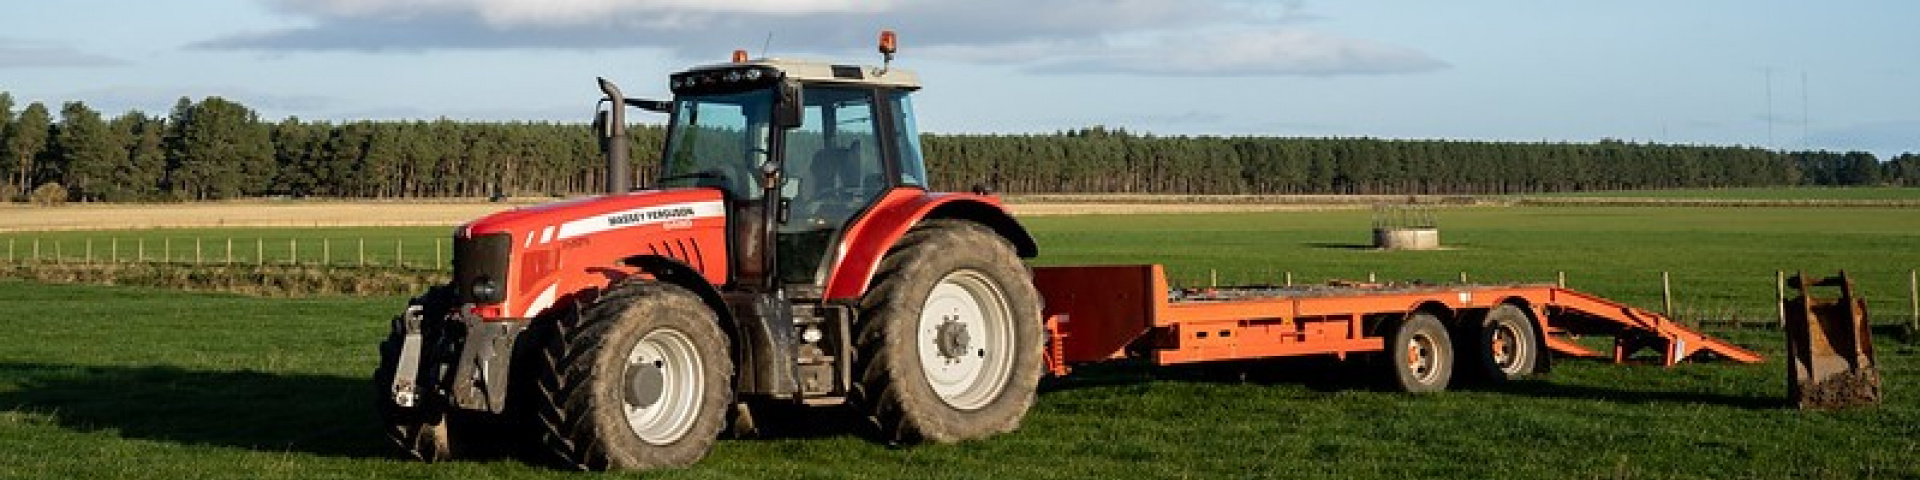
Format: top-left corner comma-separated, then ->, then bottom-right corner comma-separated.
555,200 -> 725,240
540,226 -> 556,244
523,283 -> 558,318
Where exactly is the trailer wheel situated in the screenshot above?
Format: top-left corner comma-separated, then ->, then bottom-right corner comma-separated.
1382,312 -> 1454,393
1470,304 -> 1541,382
856,220 -> 1044,444
374,286 -> 466,461
533,282 -> 731,471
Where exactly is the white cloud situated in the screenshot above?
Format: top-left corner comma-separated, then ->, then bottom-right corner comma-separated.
204,0 -> 1445,77
0,38 -> 124,69
1040,29 -> 1450,76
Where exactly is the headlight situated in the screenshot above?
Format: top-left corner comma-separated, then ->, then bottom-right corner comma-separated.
471,276 -> 500,302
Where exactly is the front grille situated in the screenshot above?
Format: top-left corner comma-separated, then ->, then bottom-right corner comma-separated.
452,233 -> 511,304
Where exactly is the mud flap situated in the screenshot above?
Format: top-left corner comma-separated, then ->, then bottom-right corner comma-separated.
1784,272 -> 1881,409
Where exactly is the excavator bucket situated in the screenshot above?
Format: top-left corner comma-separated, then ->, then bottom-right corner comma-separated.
1783,271 -> 1881,409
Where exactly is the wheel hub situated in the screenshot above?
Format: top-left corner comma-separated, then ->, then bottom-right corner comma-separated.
933,317 -> 973,361
626,359 -> 665,409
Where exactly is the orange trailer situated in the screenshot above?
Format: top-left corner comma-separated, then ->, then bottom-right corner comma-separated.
1034,265 -> 1760,391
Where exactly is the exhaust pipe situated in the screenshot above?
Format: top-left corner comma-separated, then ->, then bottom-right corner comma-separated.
597,77 -> 631,195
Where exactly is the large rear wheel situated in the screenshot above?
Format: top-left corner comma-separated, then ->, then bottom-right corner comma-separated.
855,220 -> 1044,444
533,282 -> 731,471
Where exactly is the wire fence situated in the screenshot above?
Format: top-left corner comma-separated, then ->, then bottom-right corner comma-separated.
1,236 -> 450,270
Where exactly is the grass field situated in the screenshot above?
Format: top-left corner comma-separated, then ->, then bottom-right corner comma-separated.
3,205 -> 1920,478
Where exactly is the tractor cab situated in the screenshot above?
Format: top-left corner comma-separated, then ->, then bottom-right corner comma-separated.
649,55 -> 928,290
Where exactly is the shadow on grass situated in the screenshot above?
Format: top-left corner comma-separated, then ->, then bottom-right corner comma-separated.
0,362 -> 389,458
1485,377 -> 1785,409
1302,242 -> 1378,250
1041,356 -> 1371,394
1040,357 -> 1784,409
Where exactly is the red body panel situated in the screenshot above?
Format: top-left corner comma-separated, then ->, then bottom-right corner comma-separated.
460,188 -> 730,318
821,188 -> 1013,300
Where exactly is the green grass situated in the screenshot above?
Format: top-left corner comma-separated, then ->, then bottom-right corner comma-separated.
1545,186 -> 1920,201
4,205 -> 1920,478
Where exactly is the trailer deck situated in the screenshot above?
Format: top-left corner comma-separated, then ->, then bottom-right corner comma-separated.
1034,264 -> 1762,378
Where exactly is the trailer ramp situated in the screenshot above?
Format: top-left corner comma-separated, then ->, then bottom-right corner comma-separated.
1542,288 -> 1763,366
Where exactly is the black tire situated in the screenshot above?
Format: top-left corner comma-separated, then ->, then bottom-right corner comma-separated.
374,286 -> 463,461
854,220 -> 1045,444
1468,304 -> 1541,383
532,282 -> 731,471
1381,312 -> 1454,393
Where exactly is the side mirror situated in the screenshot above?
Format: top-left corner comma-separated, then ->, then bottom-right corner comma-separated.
773,80 -> 804,129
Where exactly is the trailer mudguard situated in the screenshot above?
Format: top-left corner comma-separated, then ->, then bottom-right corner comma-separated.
821,188 -> 1036,300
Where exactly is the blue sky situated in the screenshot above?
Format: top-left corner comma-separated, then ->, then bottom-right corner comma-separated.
3,1 -> 1915,159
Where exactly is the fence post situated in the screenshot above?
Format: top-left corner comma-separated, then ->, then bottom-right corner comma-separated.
323,239 -> 331,266
53,240 -> 61,264
1557,271 -> 1567,288
290,238 -> 298,265
6,238 -> 12,262
256,238 -> 264,266
164,238 -> 171,263
359,238 -> 366,267
1775,271 -> 1787,329
195,238 -> 202,264
1459,272 -> 1468,284
395,239 -> 404,268
33,238 -> 41,262
1285,271 -> 1293,287
435,238 -> 443,268
136,238 -> 143,262
85,238 -> 93,263
1368,272 -> 1377,283
225,238 -> 233,265
1909,269 -> 1918,335
1661,271 -> 1674,319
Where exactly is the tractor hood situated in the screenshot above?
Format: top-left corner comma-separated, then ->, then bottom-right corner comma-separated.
459,188 -> 726,243
452,187 -> 731,319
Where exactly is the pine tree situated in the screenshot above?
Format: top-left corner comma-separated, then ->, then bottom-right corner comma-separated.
51,101 -> 116,202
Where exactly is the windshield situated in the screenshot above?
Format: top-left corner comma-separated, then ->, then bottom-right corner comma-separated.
659,90 -> 774,199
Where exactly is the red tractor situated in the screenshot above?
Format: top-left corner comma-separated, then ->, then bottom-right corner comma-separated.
375,33 -> 1045,470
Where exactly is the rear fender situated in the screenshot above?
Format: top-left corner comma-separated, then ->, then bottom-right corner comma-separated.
821,189 -> 1036,300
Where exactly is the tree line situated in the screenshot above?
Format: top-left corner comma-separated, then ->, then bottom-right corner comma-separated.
2,93 -> 1915,203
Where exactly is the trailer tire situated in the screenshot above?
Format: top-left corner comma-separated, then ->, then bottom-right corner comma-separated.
374,286 -> 469,462
1382,312 -> 1454,393
855,220 -> 1044,444
532,282 -> 731,471
1469,304 -> 1541,382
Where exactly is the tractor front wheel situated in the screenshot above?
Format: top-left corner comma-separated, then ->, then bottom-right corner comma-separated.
855,220 -> 1044,444
532,282 -> 731,471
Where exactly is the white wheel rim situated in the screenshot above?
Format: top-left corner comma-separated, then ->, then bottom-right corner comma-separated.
623,328 -> 704,445
1406,331 -> 1441,384
916,269 -> 1015,411
1491,323 -> 1523,374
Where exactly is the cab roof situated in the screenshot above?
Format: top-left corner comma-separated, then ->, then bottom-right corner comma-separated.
678,57 -> 921,90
